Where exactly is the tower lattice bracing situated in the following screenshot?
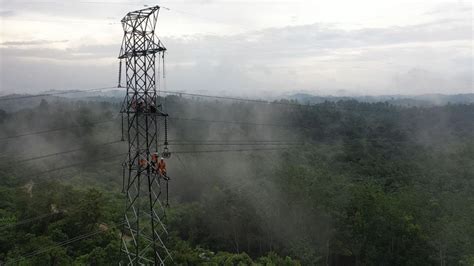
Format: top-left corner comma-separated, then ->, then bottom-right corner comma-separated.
118,5 -> 171,265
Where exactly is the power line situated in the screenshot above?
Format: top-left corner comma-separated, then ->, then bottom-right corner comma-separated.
9,1 -> 150,5
168,142 -> 302,146
170,117 -> 298,128
3,17 -> 120,25
15,153 -> 126,188
0,212 -> 59,230
0,90 -> 411,148
17,147 -> 296,188
168,139 -> 298,143
172,146 -> 298,154
161,90 -> 286,106
0,86 -> 395,115
0,85 -> 332,111
0,86 -> 117,102
0,119 -> 117,141
5,137 -> 414,167
35,153 -> 125,176
2,140 -> 123,164
161,90 -> 396,114
168,138 -> 418,151
0,86 -> 284,106
9,229 -> 105,264
0,112 -> 416,148
4,1 -> 255,32
26,148 -> 291,178
0,138 -> 323,186
7,137 -> 416,187
17,159 -> 125,190
0,116 -> 291,143
2,140 -> 294,164
2,141 -> 294,168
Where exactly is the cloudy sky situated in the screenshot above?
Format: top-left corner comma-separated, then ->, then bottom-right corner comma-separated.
0,0 -> 472,97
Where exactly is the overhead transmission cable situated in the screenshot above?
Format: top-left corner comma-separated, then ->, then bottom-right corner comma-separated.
0,212 -> 59,230
0,85 -> 374,113
9,229 -> 106,264
4,136 -> 411,168
0,118 -> 118,141
172,146 -> 299,154
3,17 -> 120,25
161,90 -> 281,105
15,146 -> 299,187
168,139 -> 299,143
4,137 -> 414,185
1,140 -> 123,164
0,86 -> 118,102
168,142 -> 302,146
1,140 -> 295,164
169,117 -> 297,128
1,115 -> 414,145
8,1 -> 150,5
15,153 -> 126,186
159,89 -> 394,113
0,116 -> 294,143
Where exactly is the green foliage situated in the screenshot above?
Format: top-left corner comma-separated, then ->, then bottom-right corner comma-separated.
210,251 -> 253,265
0,99 -> 473,264
170,238 -> 298,265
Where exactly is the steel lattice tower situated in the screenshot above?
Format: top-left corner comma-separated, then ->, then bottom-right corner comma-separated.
118,5 -> 172,265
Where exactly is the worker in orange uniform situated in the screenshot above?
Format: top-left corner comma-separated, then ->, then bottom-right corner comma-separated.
151,153 -> 159,174
139,157 -> 148,169
157,157 -> 169,180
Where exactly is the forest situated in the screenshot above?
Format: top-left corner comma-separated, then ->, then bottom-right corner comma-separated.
0,96 -> 473,265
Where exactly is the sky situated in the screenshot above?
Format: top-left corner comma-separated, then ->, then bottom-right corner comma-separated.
0,0 -> 472,97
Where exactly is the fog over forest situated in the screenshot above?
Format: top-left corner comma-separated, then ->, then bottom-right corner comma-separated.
0,93 -> 472,264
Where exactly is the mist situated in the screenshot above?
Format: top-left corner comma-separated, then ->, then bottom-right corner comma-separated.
1,93 -> 472,264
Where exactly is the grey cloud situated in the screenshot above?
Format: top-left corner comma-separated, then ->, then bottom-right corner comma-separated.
0,16 -> 472,95
161,16 -> 471,64
0,10 -> 15,17
0,44 -> 117,61
0,40 -> 69,46
1,15 -> 470,62
0,55 -> 115,93
162,19 -> 472,95
0,0 -> 140,21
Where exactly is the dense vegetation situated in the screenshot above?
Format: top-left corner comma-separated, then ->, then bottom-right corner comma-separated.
0,97 -> 473,265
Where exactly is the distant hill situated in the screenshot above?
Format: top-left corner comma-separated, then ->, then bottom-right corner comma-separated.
0,90 -> 123,112
285,93 -> 474,106
1,89 -> 472,112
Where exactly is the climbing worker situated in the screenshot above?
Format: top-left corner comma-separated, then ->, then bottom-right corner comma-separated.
157,157 -> 169,180
151,153 -> 159,163
137,99 -> 145,112
151,153 -> 159,174
147,97 -> 157,113
149,102 -> 157,113
139,156 -> 148,169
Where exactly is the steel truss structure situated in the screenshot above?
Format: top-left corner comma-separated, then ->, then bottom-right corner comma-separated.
118,5 -> 172,265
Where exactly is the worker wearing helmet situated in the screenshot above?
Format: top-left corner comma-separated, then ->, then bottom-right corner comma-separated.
151,153 -> 159,162
139,158 -> 148,169
151,153 -> 159,174
157,157 -> 168,180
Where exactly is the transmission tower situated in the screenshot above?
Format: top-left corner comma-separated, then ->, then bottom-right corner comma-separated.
118,5 -> 172,265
